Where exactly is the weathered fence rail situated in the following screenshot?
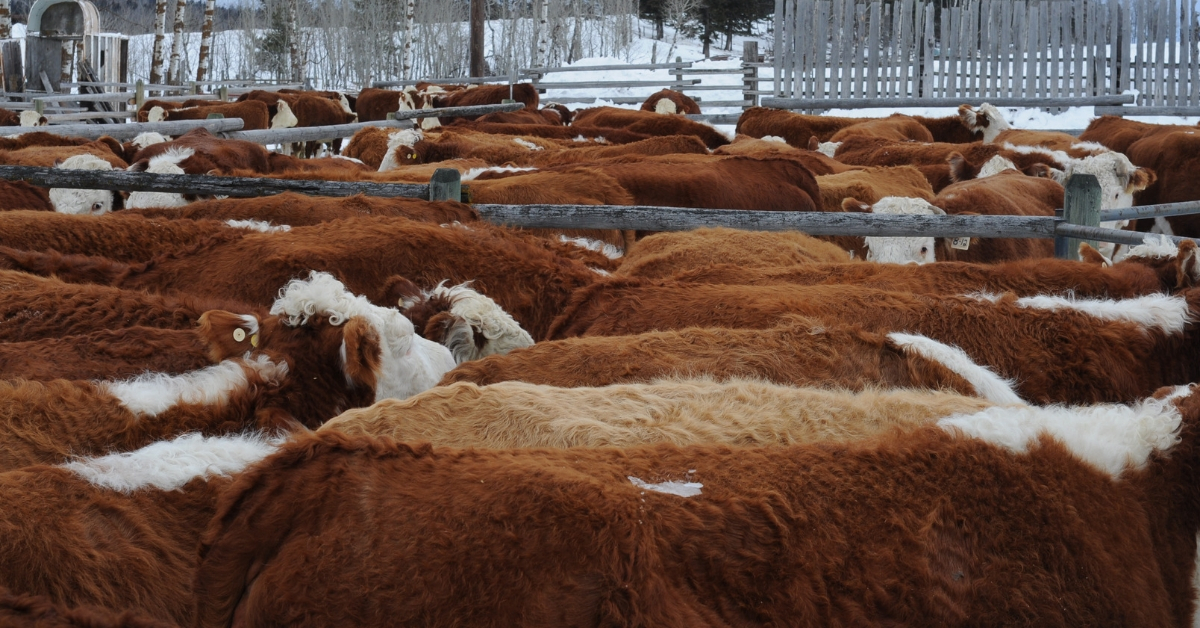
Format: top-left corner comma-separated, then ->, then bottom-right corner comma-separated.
761,95 -> 1135,110
10,118 -> 246,140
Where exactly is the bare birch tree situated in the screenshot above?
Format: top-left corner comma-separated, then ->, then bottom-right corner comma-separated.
400,0 -> 415,79
196,0 -> 216,82
287,0 -> 302,81
166,0 -> 186,84
0,0 -> 12,40
535,0 -> 549,67
663,0 -> 699,60
150,0 -> 168,84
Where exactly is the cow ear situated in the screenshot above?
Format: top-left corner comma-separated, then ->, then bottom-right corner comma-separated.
341,316 -> 381,390
381,275 -> 423,309
807,136 -> 820,151
128,159 -> 149,173
946,152 -> 970,182
841,197 -> 871,212
1176,239 -> 1199,288
1024,163 -> 1054,179
1129,167 -> 1157,192
1078,243 -> 1112,267
197,310 -> 262,361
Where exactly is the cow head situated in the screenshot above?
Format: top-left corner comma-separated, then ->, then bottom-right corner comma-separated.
845,196 -> 944,264
379,128 -> 424,171
1115,234 -> 1200,291
384,276 -> 535,364
271,99 -> 299,130
958,103 -> 1010,144
125,147 -> 194,209
147,106 -> 168,123
49,154 -> 115,215
197,308 -> 380,427
1053,151 -> 1156,211
19,110 -> 47,127
543,103 -> 572,125
269,271 -> 455,401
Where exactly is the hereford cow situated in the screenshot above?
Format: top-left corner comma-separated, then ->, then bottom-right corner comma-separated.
0,326 -> 212,380
828,114 -> 936,142
432,83 -> 541,119
640,89 -> 702,115
530,134 -> 710,167
616,227 -> 850,279
1125,131 -> 1200,236
442,314 -> 1016,402
452,120 -> 653,144
0,435 -> 277,625
384,278 -> 535,363
571,106 -> 730,148
127,193 -> 480,227
322,380 -> 1000,447
473,103 -> 573,125
128,127 -> 272,175
957,102 -> 1012,143
0,210 -> 247,261
152,100 -> 277,131
545,279 -> 1197,404
713,135 -> 862,174
194,390 -> 1200,628
1078,115 -> 1198,153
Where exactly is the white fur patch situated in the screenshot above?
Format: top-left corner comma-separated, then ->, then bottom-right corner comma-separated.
333,155 -> 366,165
130,132 -> 169,150
653,98 -> 678,115
864,197 -> 945,264
461,166 -> 537,181
761,135 -> 787,144
20,110 -> 47,126
61,432 -> 282,492
1153,217 -> 1177,237
963,103 -> 1012,143
100,355 -> 287,417
270,271 -> 454,399
978,155 -> 1017,178
888,332 -> 1025,405
1014,293 -> 1191,335
816,141 -> 840,157
271,99 -> 298,129
225,219 -> 292,233
1119,233 -> 1180,261
50,154 -> 114,215
126,147 -> 193,209
513,137 -> 543,151
628,476 -> 702,497
558,235 -> 624,259
938,386 -> 1190,478
420,281 -> 535,363
147,106 -> 167,123
1071,141 -> 1109,155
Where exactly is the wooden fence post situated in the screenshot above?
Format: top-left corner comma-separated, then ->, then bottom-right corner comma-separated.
218,84 -> 228,102
742,40 -> 759,109
672,56 -> 683,88
429,168 -> 462,202
1055,173 -> 1102,260
135,79 -> 145,107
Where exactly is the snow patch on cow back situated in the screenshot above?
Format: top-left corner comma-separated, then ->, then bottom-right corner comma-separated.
100,355 -> 287,417
61,432 -> 282,492
888,332 -> 1025,405
864,197 -> 943,264
225,219 -> 292,233
1014,293 -> 1192,334
270,271 -> 454,399
938,386 -> 1190,479
50,154 -> 115,215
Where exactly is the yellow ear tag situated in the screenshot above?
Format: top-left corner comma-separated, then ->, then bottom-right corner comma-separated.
233,328 -> 246,342
250,333 -> 259,348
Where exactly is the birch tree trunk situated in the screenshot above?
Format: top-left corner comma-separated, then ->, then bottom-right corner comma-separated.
0,0 -> 12,40
400,0 -> 415,79
196,0 -> 216,83
150,0 -> 168,85
569,0 -> 582,63
287,0 -> 302,82
59,40 -> 72,85
535,0 -> 549,67
166,0 -> 186,85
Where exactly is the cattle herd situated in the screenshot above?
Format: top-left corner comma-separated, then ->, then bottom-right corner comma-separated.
3,82 -> 1200,626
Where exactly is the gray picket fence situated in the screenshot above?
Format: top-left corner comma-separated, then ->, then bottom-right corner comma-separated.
773,0 -> 1200,106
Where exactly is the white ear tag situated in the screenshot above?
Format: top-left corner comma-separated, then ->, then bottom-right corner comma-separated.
233,328 -> 247,342
951,237 -> 971,250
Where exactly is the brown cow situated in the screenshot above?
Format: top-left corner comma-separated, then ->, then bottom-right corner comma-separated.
829,114 -> 936,142
1125,131 -> 1200,236
813,166 -> 936,258
0,210 -> 246,261
0,326 -> 211,380
155,100 -> 276,131
432,82 -> 541,118
545,278 -> 1196,404
451,120 -> 653,144
924,169 -> 1063,262
640,89 -> 702,114
0,131 -> 91,151
616,227 -> 850,279
475,103 -> 573,125
126,129 -> 273,208
735,106 -> 865,146
193,394 -> 1200,628
1078,115 -> 1198,154
571,106 -> 731,148
0,180 -> 53,211
530,134 -> 710,167
127,193 -> 480,227
713,135 -> 861,174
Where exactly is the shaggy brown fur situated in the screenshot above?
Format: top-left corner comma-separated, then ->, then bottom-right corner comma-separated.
134,98 -> 184,121
639,89 -> 702,114
0,132 -> 92,151
441,315 -> 980,395
468,167 -> 635,205
1078,115 -> 1198,154
829,114 -> 936,142
412,128 -> 575,166
571,106 -> 730,148
0,327 -> 212,380
195,416 -> 1200,627
474,105 -> 572,125
0,218 -> 602,340
546,278 -> 1193,404
433,83 -> 540,119
735,107 -> 868,146
1125,132 -> 1200,234
667,255 -> 1169,298
322,380 -> 997,447
833,135 -> 1067,173
0,586 -> 176,628
930,170 -> 1063,262
0,467 -> 230,626
994,129 -> 1105,156
0,140 -> 128,168
712,135 -> 860,174
341,125 -> 393,168
0,180 -> 53,211
266,153 -> 372,174
0,211 -> 246,261
451,120 -> 653,144
530,134 -> 710,167
616,227 -> 850,279
126,193 -> 480,227
912,114 -> 981,143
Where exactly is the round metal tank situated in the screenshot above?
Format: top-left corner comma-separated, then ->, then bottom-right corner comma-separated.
26,0 -> 99,39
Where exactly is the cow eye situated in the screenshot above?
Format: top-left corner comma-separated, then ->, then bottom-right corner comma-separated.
91,202 -> 104,212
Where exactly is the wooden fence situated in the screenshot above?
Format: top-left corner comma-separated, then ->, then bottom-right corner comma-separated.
774,0 -> 1200,106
